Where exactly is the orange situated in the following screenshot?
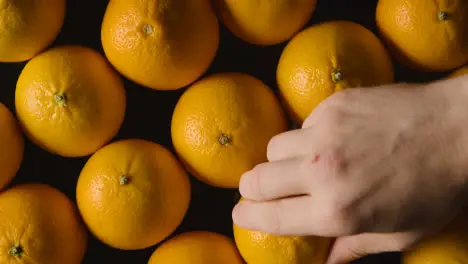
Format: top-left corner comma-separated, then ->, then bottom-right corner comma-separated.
76,139 -> 191,250
215,0 -> 317,46
15,45 -> 126,158
448,66 -> 468,78
148,231 -> 244,264
0,183 -> 87,264
376,0 -> 468,72
0,0 -> 65,62
277,20 -> 394,125
0,103 -> 23,191
402,211 -> 468,264
101,0 -> 219,90
233,223 -> 332,264
171,72 -> 288,188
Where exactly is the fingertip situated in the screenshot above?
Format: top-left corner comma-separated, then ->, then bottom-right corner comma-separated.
238,170 -> 254,198
231,200 -> 252,228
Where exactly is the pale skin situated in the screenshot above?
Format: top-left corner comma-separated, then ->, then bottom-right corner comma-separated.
232,75 -> 468,263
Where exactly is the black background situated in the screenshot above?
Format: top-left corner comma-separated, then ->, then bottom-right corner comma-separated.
0,0 -> 450,263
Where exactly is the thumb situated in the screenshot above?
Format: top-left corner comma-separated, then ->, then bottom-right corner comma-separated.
326,232 -> 421,264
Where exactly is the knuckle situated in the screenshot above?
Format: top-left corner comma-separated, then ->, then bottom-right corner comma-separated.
328,89 -> 352,105
266,134 -> 282,160
325,197 -> 360,235
250,164 -> 266,199
323,147 -> 349,179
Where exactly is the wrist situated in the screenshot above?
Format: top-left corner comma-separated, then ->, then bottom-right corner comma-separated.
432,76 -> 468,196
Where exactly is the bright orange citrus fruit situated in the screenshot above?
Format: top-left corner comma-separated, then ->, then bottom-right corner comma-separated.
15,45 -> 126,158
171,72 -> 288,188
215,0 -> 317,45
376,0 -> 468,72
148,231 -> 244,264
0,183 -> 88,264
101,0 -> 219,90
0,103 -> 23,191
0,0 -> 65,62
76,139 -> 191,250
277,20 -> 394,125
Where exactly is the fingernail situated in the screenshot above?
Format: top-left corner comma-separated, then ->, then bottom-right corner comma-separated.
238,170 -> 253,197
232,202 -> 243,224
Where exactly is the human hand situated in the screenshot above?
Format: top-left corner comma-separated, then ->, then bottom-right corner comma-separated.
232,76 -> 468,263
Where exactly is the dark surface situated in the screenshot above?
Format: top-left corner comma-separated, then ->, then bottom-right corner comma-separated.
0,0 -> 449,263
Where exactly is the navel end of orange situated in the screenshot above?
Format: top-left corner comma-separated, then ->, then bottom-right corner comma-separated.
119,175 -> 131,185
53,92 -> 67,107
218,134 -> 232,146
331,69 -> 344,83
8,244 -> 24,258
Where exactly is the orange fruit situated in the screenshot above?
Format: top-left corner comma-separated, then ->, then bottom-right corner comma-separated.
448,66 -> 468,78
402,211 -> 468,264
15,45 -> 126,158
0,183 -> 87,264
76,139 -> 191,250
233,223 -> 332,264
101,0 -> 219,91
171,72 -> 288,188
148,231 -> 244,264
277,20 -> 394,125
215,0 -> 317,46
0,0 -> 65,62
376,0 -> 468,72
0,103 -> 23,191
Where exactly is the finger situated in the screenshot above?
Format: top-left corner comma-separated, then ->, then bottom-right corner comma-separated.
267,129 -> 312,161
239,158 -> 309,201
232,196 -> 315,236
232,196 -> 354,237
326,232 -> 421,264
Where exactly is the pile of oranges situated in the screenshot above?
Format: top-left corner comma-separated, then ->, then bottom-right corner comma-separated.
0,0 -> 467,263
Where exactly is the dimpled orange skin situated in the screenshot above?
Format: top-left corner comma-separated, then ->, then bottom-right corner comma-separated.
101,0 -> 219,91
171,72 -> 288,189
233,224 -> 332,264
76,139 -> 191,250
0,104 -> 23,191
376,0 -> 468,72
277,20 -> 394,125
15,45 -> 126,158
0,0 -> 65,62
449,66 -> 468,78
215,0 -> 317,46
0,183 -> 88,264
148,231 -> 244,264
402,211 -> 468,264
